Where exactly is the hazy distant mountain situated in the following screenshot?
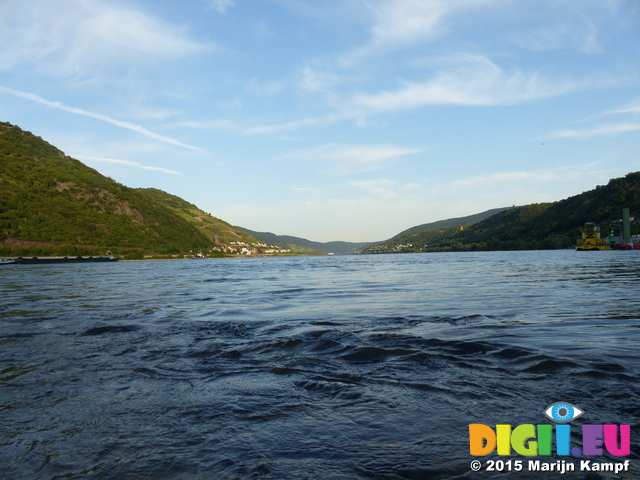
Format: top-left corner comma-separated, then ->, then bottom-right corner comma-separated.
239,209 -> 508,254
237,227 -> 378,255
240,209 -> 511,254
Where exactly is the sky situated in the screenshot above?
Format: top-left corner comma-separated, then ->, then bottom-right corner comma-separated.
1,0 -> 640,242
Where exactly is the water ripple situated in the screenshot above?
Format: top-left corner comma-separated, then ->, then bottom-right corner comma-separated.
1,251 -> 639,479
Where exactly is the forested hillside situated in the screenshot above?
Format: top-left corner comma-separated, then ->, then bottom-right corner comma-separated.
0,122 -> 219,256
137,188 -> 260,247
389,207 -> 509,239
364,173 -> 640,252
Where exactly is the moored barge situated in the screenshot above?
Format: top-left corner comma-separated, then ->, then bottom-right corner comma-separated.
13,256 -> 119,264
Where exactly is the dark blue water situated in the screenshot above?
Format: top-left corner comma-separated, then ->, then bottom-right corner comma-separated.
1,251 -> 639,479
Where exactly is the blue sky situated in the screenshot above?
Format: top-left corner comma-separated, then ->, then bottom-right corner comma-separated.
1,0 -> 639,242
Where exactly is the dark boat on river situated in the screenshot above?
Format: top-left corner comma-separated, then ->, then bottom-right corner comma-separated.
14,256 -> 119,265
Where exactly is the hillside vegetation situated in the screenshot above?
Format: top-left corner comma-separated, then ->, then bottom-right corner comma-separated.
389,207 -> 509,239
0,122 -> 252,257
137,188 -> 259,247
364,173 -> 640,253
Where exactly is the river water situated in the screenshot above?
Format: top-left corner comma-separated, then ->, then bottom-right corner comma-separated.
1,251 -> 639,479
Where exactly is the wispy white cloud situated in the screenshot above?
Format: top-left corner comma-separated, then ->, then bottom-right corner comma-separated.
606,98 -> 640,115
205,0 -> 236,14
176,112 -> 343,136
242,110 -> 387,135
454,170 -> 562,188
432,162 -> 629,221
0,0 -> 211,76
511,18 -> 602,54
350,54 -> 587,113
244,116 -> 336,135
0,86 -> 203,151
339,0 -> 499,64
348,0 -> 619,63
283,143 -> 423,175
504,0 -> 621,54
368,0 -> 481,45
245,78 -> 287,96
172,119 -> 239,131
77,156 -> 182,175
451,162 -> 612,190
267,49 -> 617,132
290,186 -> 320,193
298,67 -> 345,91
243,52 -> 589,132
554,123 -> 640,139
348,179 -> 421,198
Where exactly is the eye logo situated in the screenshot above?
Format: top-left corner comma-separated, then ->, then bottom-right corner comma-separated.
544,402 -> 584,423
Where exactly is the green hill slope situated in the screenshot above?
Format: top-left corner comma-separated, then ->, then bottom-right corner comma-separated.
390,207 -> 510,239
137,188 -> 260,247
364,173 -> 640,253
452,173 -> 640,250
0,122 -> 244,257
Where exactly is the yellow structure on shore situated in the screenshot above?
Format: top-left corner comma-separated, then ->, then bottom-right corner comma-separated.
576,222 -> 611,251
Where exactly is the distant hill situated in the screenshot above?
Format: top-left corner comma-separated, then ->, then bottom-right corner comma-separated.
390,207 -> 510,239
237,227 -> 376,254
238,209 -> 509,254
364,172 -> 640,253
0,122 -> 254,257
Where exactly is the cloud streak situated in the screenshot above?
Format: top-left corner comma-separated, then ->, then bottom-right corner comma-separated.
452,162 -> 613,190
247,51 -> 614,134
244,116 -> 336,135
454,170 -> 561,188
606,98 -> 640,115
283,143 -> 423,175
350,55 -> 587,113
554,123 -> 640,139
0,0 -> 210,76
205,0 -> 236,14
339,0 -> 500,64
368,0 -> 487,46
78,156 -> 182,175
0,86 -> 203,151
348,179 -> 421,199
